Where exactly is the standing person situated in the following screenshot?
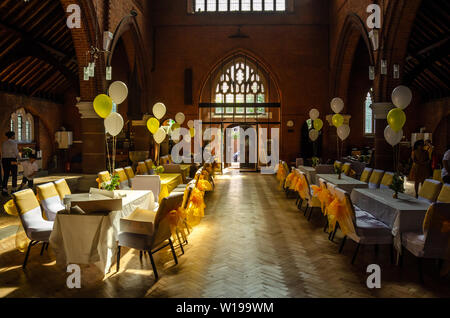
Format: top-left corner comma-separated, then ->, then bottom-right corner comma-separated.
424,139 -> 438,171
441,144 -> 450,184
409,140 -> 431,198
2,131 -> 19,196
19,154 -> 39,190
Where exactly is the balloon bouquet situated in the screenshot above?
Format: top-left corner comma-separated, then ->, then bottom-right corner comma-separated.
308,108 -> 323,142
93,81 -> 128,173
330,97 -> 349,159
385,85 -> 412,172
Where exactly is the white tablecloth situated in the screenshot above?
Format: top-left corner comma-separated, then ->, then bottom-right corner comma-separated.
315,174 -> 368,192
350,188 -> 431,255
49,190 -> 152,274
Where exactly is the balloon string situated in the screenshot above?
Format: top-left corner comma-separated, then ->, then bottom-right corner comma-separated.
105,134 -> 112,174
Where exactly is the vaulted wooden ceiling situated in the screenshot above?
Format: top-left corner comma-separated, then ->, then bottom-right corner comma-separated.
0,0 -> 79,102
404,0 -> 450,101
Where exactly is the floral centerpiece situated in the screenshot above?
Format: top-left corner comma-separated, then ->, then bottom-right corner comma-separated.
152,165 -> 165,175
311,157 -> 320,168
389,173 -> 405,199
22,147 -> 33,158
102,174 -> 120,191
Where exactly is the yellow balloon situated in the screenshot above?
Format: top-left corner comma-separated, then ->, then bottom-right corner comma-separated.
93,94 -> 113,118
189,128 -> 195,137
332,114 -> 344,128
146,118 -> 160,134
313,118 -> 323,131
387,108 -> 406,132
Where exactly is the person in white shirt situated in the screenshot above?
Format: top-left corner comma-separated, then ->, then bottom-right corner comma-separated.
2,131 -> 19,196
19,154 -> 39,190
442,144 -> 450,184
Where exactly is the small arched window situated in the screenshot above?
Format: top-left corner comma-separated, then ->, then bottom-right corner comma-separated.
364,89 -> 374,135
10,109 -> 34,143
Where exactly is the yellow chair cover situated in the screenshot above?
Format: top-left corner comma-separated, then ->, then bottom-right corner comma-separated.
419,180 -> 443,203
311,185 -> 333,215
197,179 -> 213,192
124,167 -> 135,179
185,187 -> 206,227
368,170 -> 384,186
97,171 -> 111,188
284,171 -> 296,189
437,184 -> 450,203
295,174 -> 309,200
114,168 -> 128,183
327,197 -> 356,236
54,179 -> 71,200
276,164 -> 287,189
360,169 -> 372,183
137,162 -> 148,175
380,173 -> 394,188
334,161 -> 343,170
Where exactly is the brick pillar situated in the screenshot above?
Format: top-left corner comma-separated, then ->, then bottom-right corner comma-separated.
372,103 -> 395,170
76,101 -> 106,174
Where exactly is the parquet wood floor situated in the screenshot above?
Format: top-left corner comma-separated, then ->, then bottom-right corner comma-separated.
0,171 -> 449,298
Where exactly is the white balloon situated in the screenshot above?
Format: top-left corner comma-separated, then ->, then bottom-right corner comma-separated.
384,126 -> 403,146
331,97 -> 344,114
175,112 -> 185,125
108,81 -> 128,105
187,120 -> 195,129
104,112 -> 124,137
337,124 -> 350,141
153,127 -> 167,144
309,109 -> 320,120
309,129 -> 319,142
392,85 -> 412,109
153,102 -> 166,120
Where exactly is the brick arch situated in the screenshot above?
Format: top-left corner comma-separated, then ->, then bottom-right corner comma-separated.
60,0 -> 106,100
198,48 -> 282,105
379,0 -> 422,100
331,13 -> 375,104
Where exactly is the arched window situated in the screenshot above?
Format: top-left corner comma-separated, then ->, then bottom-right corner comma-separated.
10,108 -> 34,143
213,56 -> 267,116
364,89 -> 374,135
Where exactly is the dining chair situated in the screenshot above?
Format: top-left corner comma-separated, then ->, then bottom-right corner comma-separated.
117,192 -> 184,280
342,163 -> 356,177
36,183 -> 65,221
114,168 -> 131,189
418,179 -> 443,204
359,168 -> 373,183
97,171 -> 111,188
334,161 -> 343,170
437,184 -> 450,203
333,187 -> 393,264
124,167 -> 135,185
368,169 -> 385,189
12,189 -> 54,269
401,202 -> 450,282
132,175 -> 161,209
380,172 -> 394,190
296,158 -> 304,167
432,169 -> 443,183
318,178 -> 330,232
299,171 -> 322,221
53,179 -> 71,201
137,161 -> 149,175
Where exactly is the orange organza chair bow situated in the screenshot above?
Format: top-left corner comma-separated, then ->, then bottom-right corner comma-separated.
197,179 -> 213,192
295,174 -> 309,200
326,197 -> 356,236
168,207 -> 187,236
284,171 -> 296,189
311,185 -> 333,215
3,200 -> 30,252
276,164 -> 287,189
289,173 -> 299,191
185,187 -> 206,227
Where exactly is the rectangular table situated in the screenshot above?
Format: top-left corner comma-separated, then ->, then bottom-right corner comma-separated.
297,166 -> 316,185
159,173 -> 183,202
316,174 -> 368,192
49,190 -> 152,274
350,188 -> 431,256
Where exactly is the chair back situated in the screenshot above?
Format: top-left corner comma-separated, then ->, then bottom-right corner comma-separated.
318,178 -> 327,189
145,159 -> 154,171
423,203 -> 450,257
380,172 -> 394,190
437,184 -> 450,203
36,183 -> 64,221
326,182 -> 337,198
12,189 -> 48,240
124,166 -> 135,180
433,169 -> 443,183
342,163 -> 352,176
54,179 -> 71,200
152,192 -> 183,248
368,169 -> 384,189
114,168 -> 130,189
296,158 -> 304,167
334,187 -> 357,224
132,175 -> 161,202
163,164 -> 182,174
183,184 -> 195,210
299,171 -> 312,199
334,161 -> 343,170
360,168 -> 373,183
418,179 -> 443,204
98,171 -> 111,183
315,164 -> 335,174
137,161 -> 149,175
